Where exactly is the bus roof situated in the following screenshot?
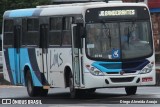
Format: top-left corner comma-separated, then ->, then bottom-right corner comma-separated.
3,2 -> 148,18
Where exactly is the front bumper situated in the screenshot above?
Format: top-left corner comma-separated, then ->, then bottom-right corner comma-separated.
83,70 -> 156,89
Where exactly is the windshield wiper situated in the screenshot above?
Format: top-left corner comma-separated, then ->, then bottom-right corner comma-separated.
102,23 -> 111,48
108,29 -> 111,48
127,27 -> 130,47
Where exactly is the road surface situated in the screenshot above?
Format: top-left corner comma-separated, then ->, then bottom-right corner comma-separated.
0,86 -> 160,107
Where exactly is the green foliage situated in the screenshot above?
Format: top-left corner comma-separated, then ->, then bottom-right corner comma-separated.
0,0 -> 51,33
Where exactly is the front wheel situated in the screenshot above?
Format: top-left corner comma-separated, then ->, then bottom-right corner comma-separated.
69,73 -> 81,98
125,86 -> 137,95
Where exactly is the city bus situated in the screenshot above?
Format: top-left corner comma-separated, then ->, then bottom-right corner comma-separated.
2,2 -> 155,98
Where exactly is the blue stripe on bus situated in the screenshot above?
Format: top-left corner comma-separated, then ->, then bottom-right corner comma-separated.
8,48 -> 16,84
20,48 -> 42,87
9,9 -> 35,18
92,60 -> 149,73
8,48 -> 42,86
4,49 -> 14,84
92,62 -> 121,72
27,49 -> 43,83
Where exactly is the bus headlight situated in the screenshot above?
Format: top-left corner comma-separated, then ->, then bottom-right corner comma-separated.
86,65 -> 104,76
139,63 -> 154,74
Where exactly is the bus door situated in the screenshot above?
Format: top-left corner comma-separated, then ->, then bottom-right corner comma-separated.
71,24 -> 83,87
14,24 -> 22,84
40,24 -> 49,82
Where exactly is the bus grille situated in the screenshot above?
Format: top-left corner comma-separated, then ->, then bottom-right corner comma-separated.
106,70 -> 137,74
100,63 -> 120,69
110,77 -> 134,83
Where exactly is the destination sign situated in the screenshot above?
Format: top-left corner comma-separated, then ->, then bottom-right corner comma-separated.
85,7 -> 149,22
99,10 -> 136,17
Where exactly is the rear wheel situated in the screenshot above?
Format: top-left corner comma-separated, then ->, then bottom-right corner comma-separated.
125,86 -> 137,95
26,71 -> 37,97
26,71 -> 48,97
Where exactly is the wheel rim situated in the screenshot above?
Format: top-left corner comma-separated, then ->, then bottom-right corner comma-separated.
27,77 -> 32,94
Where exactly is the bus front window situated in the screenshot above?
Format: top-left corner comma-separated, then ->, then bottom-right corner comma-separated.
86,21 -> 152,60
121,21 -> 152,59
86,23 -> 120,59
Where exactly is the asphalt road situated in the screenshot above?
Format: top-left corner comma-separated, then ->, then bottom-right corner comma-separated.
0,86 -> 160,107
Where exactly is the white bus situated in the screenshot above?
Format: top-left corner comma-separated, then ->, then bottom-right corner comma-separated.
3,2 -> 155,98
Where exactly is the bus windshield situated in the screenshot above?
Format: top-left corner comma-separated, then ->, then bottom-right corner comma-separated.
86,21 -> 152,60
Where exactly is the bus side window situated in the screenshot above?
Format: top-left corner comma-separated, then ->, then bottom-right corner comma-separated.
26,18 -> 39,46
3,19 -> 14,47
62,17 -> 72,46
49,17 -> 62,46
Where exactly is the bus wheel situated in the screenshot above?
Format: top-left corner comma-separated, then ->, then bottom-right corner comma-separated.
26,71 -> 37,97
26,71 -> 48,97
125,86 -> 137,95
69,73 -> 80,98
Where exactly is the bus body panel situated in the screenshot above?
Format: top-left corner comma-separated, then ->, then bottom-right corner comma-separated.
83,68 -> 155,88
3,47 -> 43,86
47,48 -> 72,87
20,48 -> 43,87
3,48 -> 14,84
82,54 -> 155,89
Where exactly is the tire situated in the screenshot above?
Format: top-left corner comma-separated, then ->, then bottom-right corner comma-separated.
26,71 -> 37,97
26,71 -> 48,97
69,73 -> 81,98
125,86 -> 137,95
